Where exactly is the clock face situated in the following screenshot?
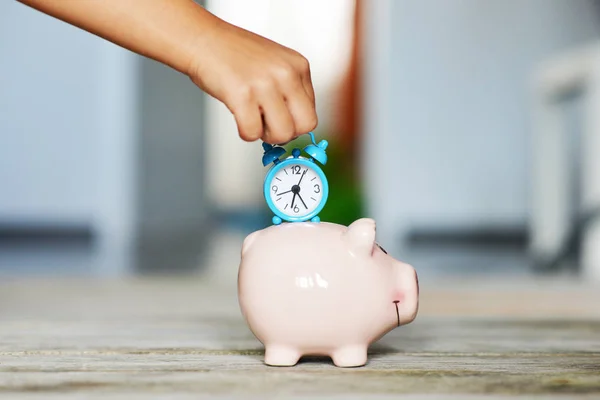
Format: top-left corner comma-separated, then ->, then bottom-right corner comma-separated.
268,163 -> 324,218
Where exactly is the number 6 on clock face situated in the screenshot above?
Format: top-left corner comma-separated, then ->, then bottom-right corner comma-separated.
264,158 -> 329,223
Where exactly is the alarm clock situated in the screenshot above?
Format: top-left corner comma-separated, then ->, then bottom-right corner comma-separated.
261,132 -> 329,225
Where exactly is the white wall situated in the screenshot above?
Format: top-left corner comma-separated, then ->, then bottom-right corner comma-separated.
364,0 -> 600,253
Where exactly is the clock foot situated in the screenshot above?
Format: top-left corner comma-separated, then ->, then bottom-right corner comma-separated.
311,216 -> 320,223
272,216 -> 282,225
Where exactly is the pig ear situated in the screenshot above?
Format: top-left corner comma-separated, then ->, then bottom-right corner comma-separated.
344,218 -> 376,256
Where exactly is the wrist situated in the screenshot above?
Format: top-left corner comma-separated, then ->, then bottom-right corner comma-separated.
182,6 -> 223,80
141,1 -> 222,79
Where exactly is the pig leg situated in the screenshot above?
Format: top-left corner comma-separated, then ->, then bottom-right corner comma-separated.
264,345 -> 301,367
331,345 -> 367,367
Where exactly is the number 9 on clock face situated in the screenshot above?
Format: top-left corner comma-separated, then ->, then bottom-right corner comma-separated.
265,160 -> 328,222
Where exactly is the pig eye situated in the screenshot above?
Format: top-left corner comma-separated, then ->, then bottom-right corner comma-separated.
376,243 -> 388,254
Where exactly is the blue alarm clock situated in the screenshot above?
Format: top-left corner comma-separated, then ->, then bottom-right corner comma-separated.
261,132 -> 329,225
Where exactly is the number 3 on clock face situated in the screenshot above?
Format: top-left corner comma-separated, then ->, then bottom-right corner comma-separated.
264,159 -> 328,222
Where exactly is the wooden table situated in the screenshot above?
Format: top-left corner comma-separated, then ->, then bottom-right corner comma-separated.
0,277 -> 599,399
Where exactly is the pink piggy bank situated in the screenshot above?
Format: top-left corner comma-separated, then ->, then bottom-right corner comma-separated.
238,218 -> 419,367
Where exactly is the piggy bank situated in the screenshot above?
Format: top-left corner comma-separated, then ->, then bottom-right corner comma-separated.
238,218 -> 419,367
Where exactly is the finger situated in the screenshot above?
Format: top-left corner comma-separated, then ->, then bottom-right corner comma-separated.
231,103 -> 263,142
258,88 -> 295,145
298,57 -> 316,104
228,90 -> 263,142
283,80 -> 318,136
301,73 -> 315,105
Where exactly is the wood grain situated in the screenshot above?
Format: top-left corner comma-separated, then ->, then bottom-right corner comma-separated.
0,277 -> 598,398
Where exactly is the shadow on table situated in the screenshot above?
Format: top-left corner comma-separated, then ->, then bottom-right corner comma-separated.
290,344 -> 398,366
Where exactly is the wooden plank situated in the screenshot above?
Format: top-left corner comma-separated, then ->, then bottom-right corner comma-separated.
0,278 -> 598,398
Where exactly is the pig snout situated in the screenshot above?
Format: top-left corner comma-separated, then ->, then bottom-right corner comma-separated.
392,262 -> 419,326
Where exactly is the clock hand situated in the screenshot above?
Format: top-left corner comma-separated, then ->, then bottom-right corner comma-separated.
298,193 -> 308,209
297,169 -> 307,185
277,189 -> 292,196
291,193 -> 297,209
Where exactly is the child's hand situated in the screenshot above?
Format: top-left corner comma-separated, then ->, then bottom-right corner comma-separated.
18,0 -> 317,144
188,19 -> 317,144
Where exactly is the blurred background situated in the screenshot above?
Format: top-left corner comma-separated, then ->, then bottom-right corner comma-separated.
2,0 -> 600,284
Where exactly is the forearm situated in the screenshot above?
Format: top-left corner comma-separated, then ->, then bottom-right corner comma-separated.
18,0 -> 218,75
